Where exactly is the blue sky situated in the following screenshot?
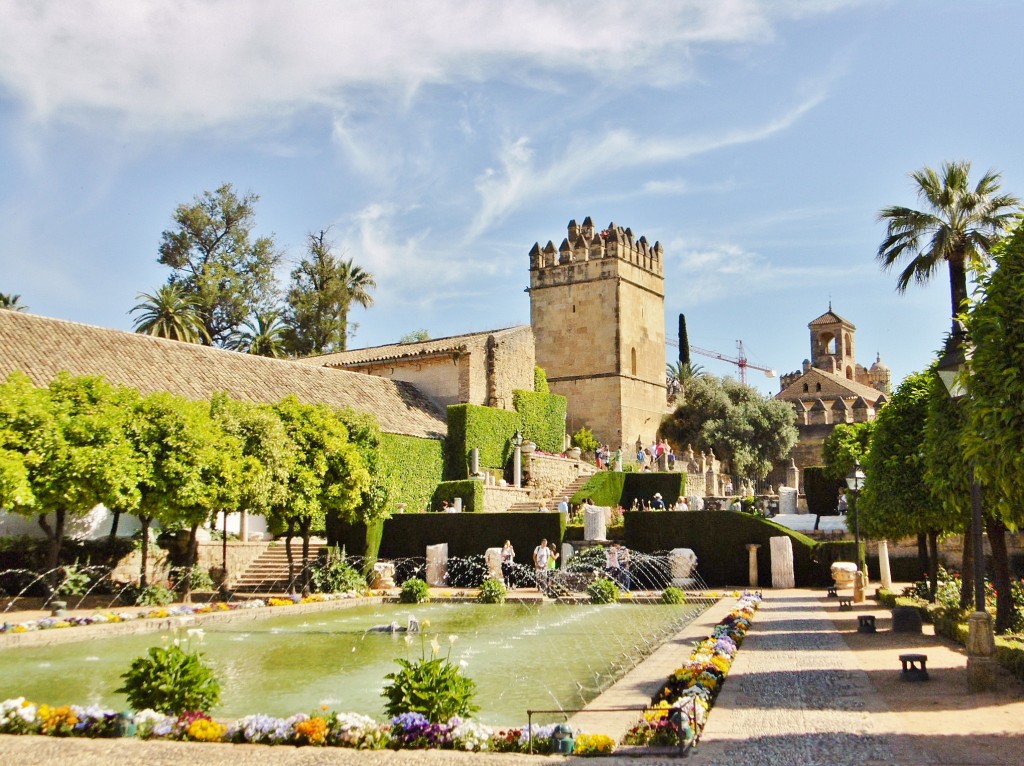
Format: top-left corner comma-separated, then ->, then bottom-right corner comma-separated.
2,0 -> 1023,396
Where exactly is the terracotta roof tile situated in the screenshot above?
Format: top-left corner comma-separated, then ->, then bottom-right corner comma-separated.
300,326 -> 530,367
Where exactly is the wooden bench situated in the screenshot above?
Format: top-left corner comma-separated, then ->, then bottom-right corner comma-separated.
899,653 -> 929,681
858,614 -> 877,633
838,596 -> 852,610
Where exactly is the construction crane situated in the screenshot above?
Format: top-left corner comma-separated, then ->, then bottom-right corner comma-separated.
667,314 -> 776,385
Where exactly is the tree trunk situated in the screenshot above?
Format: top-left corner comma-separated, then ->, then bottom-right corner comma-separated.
221,511 -> 229,590
927,530 -> 939,603
138,517 -> 152,589
299,518 -> 312,594
38,509 -> 66,594
916,533 -> 928,582
285,520 -> 296,594
986,516 -> 1015,634
180,523 -> 199,604
959,522 -> 974,610
107,509 -> 121,543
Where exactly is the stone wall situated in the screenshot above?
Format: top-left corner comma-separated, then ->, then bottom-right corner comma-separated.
111,541 -> 272,587
356,355 -> 466,410
524,452 -> 598,499
482,485 -> 533,513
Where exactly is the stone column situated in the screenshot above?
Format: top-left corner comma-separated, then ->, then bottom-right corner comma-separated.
239,510 -> 249,542
853,570 -> 866,603
967,611 -> 997,691
425,544 -> 449,587
746,544 -> 761,588
470,448 -> 480,476
453,497 -> 463,512
877,539 -> 893,590
484,547 -> 503,580
513,446 -> 522,488
786,459 -> 799,494
770,536 -> 795,588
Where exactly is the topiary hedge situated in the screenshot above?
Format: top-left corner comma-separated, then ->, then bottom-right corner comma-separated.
624,510 -> 818,586
804,466 -> 844,516
379,433 -> 444,513
571,472 -> 627,507
620,473 -> 686,510
444,404 -> 520,480
512,389 -> 567,454
432,480 -> 485,512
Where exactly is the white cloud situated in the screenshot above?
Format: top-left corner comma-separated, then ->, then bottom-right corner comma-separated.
0,0 -> 817,132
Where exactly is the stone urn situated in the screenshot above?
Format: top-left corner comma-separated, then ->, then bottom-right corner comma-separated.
566,447 -> 582,459
520,441 -> 537,454
830,561 -> 857,589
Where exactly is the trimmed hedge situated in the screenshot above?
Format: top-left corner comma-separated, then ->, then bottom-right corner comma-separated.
621,473 -> 686,510
445,404 -> 520,480
804,466 -> 843,516
432,480 -> 485,513
379,433 -> 444,513
512,389 -> 567,454
624,510 -> 818,587
570,472 -> 627,507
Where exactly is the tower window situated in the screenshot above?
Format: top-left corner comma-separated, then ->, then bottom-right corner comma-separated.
802,383 -> 809,393
815,382 -> 822,392
631,347 -> 637,377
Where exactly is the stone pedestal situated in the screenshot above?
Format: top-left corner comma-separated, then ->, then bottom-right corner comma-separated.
877,539 -> 893,590
745,544 -> 760,588
371,561 -> 396,589
853,570 -> 866,603
470,448 -> 480,476
966,611 -> 997,692
425,543 -> 448,587
831,562 -> 857,589
561,543 -> 574,569
484,547 -> 503,581
513,446 -> 522,488
669,548 -> 698,588
769,536 -> 795,588
584,505 -> 607,542
239,510 -> 249,542
786,459 -> 799,494
778,487 -> 798,515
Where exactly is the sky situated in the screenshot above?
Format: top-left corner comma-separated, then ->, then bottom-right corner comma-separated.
2,0 -> 1023,396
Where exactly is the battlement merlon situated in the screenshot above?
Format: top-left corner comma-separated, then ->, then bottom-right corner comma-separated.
528,219 -> 664,277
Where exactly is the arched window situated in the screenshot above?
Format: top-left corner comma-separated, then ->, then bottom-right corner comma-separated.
821,333 -> 836,354
802,383 -> 809,393
815,382 -> 822,392
631,347 -> 637,377
846,366 -> 854,380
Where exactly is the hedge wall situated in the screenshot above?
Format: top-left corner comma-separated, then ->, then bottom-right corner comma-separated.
621,473 -> 686,510
623,510 -> 818,587
379,433 -> 444,513
570,472 -> 626,507
432,480 -> 486,513
329,512 -> 567,564
512,389 -> 567,454
444,404 -> 520,480
804,466 -> 843,516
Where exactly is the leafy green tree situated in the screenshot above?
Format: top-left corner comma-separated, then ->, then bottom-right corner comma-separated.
399,329 -> 430,343
158,184 -> 280,346
877,161 -> 1020,319
659,375 -> 798,482
130,284 -> 210,343
821,421 -> 875,481
859,372 -> 948,600
228,309 -> 287,357
0,372 -> 144,583
963,225 -> 1024,631
0,293 -> 28,311
272,396 -> 370,590
283,230 -> 375,355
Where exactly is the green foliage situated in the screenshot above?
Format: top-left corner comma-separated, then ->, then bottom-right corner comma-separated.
821,422 -> 875,481
432,480 -> 485,512
310,546 -> 366,594
923,365 -> 972,522
399,577 -> 430,603
659,374 -> 798,481
566,546 -> 608,574
118,636 -> 221,715
376,433 -> 443,513
171,565 -> 214,592
533,366 -> 550,394
859,371 -> 948,539
661,586 -> 687,604
56,564 -> 93,596
130,284 -> 210,343
571,472 -> 626,508
587,576 -> 619,604
120,582 -> 175,607
332,407 -> 392,524
381,633 -> 478,722
512,389 -> 567,454
571,426 -> 598,454
477,577 -> 507,604
965,225 -> 1024,526
399,329 -> 430,343
444,404 -> 519,480
803,467 -> 843,516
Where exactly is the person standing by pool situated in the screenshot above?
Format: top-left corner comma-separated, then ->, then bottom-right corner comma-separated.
533,538 -> 550,589
501,540 -> 516,586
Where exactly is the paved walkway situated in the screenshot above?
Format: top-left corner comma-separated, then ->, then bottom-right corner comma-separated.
3,589 -> 1024,764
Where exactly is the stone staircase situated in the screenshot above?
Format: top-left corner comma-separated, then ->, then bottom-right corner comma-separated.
506,474 -> 594,513
231,538 -> 327,593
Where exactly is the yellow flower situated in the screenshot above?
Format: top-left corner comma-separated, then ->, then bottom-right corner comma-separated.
186,718 -> 227,742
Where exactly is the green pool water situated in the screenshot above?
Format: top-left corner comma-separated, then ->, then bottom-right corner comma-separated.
0,601 -> 706,725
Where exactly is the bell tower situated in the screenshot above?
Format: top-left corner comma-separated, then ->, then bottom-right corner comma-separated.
808,304 -> 857,380
528,217 -> 666,452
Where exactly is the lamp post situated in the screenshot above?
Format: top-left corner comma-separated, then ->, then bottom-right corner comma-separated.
846,460 -> 866,603
511,430 -> 524,489
936,325 -> 996,691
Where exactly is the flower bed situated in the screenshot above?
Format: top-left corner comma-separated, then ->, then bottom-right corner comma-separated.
0,591 -> 364,635
621,591 -> 760,751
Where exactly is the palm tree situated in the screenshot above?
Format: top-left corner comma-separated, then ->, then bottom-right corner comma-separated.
666,360 -> 705,402
0,293 -> 28,311
877,161 -> 1021,319
337,258 -> 376,351
230,310 -> 287,357
130,284 -> 210,343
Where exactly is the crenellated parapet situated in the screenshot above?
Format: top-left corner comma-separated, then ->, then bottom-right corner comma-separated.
528,216 -> 664,277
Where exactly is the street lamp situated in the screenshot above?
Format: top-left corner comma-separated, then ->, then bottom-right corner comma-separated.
935,325 -> 996,691
845,459 -> 866,603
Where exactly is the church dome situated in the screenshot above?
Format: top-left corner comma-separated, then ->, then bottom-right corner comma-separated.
870,352 -> 889,372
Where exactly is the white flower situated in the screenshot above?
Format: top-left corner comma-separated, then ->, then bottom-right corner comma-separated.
430,637 -> 441,657
448,634 -> 458,645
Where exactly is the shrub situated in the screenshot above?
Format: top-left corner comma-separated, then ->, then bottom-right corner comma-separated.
446,555 -> 487,588
120,582 -> 175,606
400,577 -> 430,604
566,546 -> 607,574
587,576 -> 618,604
382,633 -> 478,722
478,577 -> 507,604
117,632 -> 221,715
171,565 -> 214,593
571,426 -> 599,454
56,564 -> 93,596
310,546 -> 366,594
661,586 -> 687,605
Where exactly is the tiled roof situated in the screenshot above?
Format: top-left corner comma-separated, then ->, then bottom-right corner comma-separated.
0,311 -> 447,439
301,325 -> 531,367
808,308 -> 854,328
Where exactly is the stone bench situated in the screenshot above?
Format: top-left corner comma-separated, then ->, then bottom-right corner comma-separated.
838,596 -> 852,610
899,653 -> 929,681
857,614 -> 877,633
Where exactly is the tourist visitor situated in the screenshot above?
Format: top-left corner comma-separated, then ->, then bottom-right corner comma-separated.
837,489 -> 848,515
547,543 -> 559,573
501,540 -> 516,585
610,447 -> 621,470
606,543 -> 620,582
440,499 -> 450,512
619,545 -> 632,590
651,492 -> 666,510
533,538 -> 550,588
557,496 -> 569,514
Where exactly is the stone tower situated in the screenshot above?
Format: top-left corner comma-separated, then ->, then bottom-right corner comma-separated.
528,217 -> 666,452
808,304 -> 857,379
